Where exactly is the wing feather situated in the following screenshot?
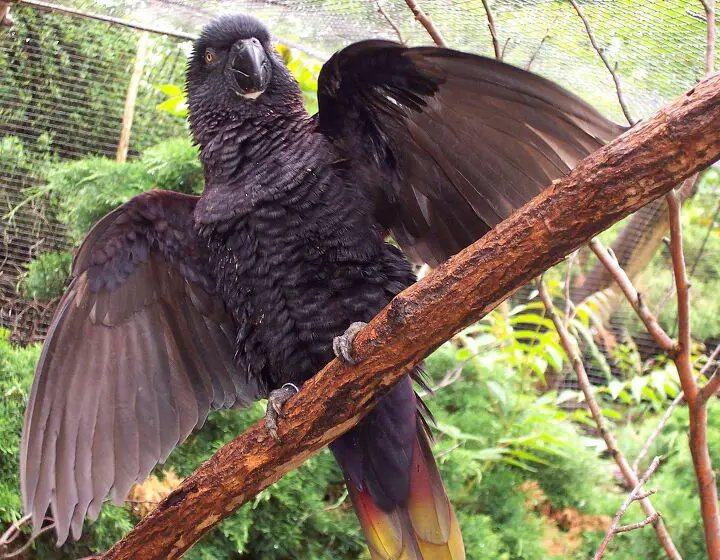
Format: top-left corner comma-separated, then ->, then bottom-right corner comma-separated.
317,41 -> 626,265
20,190 -> 260,544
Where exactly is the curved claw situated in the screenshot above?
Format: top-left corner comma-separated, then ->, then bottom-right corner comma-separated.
333,321 -> 368,365
264,383 -> 299,442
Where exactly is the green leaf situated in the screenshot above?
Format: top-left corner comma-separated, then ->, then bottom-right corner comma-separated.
157,83 -> 182,96
509,314 -> 554,329
502,457 -> 537,472
506,449 -> 552,466
630,375 -> 650,403
608,380 -> 627,400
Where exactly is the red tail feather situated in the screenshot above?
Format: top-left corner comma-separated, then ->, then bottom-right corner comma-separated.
347,429 -> 465,560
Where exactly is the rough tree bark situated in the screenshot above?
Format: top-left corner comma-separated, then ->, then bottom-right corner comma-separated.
101,73 -> 720,560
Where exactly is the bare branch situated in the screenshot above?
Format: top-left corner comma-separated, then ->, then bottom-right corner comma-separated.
568,0 -> 635,125
537,280 -> 680,559
526,15 -> 558,71
614,511 -> 663,534
633,393 -> 684,475
480,0 -> 502,59
667,190 -> 720,557
701,0 -> 716,74
403,0 -> 446,46
375,0 -> 406,45
418,364 -> 464,398
667,192 -> 692,387
0,522 -> 56,559
0,515 -> 31,549
702,366 -> 720,400
101,75 -> 720,559
500,37 -> 512,59
594,456 -> 663,559
564,250 -> 579,327
588,239 -> 676,353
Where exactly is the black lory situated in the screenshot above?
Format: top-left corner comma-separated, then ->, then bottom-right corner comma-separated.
20,14 -> 624,558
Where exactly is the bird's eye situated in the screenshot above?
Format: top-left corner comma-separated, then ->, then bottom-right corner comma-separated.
205,49 -> 216,64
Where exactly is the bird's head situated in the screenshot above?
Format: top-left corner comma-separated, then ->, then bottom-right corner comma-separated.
186,14 -> 303,138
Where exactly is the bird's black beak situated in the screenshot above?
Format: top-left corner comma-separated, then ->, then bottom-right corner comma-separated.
225,38 -> 272,99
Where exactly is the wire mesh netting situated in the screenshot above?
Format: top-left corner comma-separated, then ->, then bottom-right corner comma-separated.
1,0 -> 718,385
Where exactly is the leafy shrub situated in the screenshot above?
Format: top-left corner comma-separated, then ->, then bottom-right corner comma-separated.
42,157 -> 151,241
18,250 -> 73,301
140,138 -> 203,195
35,137 -> 202,243
0,329 -> 40,526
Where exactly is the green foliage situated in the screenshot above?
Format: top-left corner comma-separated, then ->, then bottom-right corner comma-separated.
0,329 -> 39,526
0,5 -> 187,164
599,400 -> 720,559
422,316 -> 621,559
139,138 -> 203,195
18,250 -> 73,301
276,44 -> 321,114
42,156 -> 150,241
35,137 -> 202,242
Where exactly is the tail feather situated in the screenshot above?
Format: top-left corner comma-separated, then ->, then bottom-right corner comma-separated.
347,427 -> 465,560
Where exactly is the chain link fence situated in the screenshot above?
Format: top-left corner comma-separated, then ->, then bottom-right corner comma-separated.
0,0 -> 718,384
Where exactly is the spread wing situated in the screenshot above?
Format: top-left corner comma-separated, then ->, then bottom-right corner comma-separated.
20,190 -> 260,544
317,41 -> 627,266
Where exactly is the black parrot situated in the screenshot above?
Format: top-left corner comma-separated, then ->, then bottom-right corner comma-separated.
20,14 -> 624,558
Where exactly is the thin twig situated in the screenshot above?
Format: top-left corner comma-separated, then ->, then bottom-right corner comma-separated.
614,511 -> 662,534
0,524 -> 56,559
0,515 -> 31,548
633,393 -> 684,475
480,0 -> 502,59
526,15 -> 559,71
418,364 -> 464,398
654,268 -> 675,319
375,0 -> 406,45
594,456 -> 663,559
689,197 -> 720,277
589,239 -> 676,353
537,279 -> 681,559
701,0 -> 716,74
568,0 -> 635,125
500,37 -> 512,59
403,0 -> 446,46
701,365 -> 720,401
564,250 -> 579,327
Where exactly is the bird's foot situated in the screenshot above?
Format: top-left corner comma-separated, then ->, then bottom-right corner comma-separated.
333,321 -> 368,365
265,383 -> 299,442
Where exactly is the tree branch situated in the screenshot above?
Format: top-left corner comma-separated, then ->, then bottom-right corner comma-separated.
480,0 -> 502,60
403,0 -> 446,46
375,0 -> 406,45
701,0 -> 716,74
667,190 -> 720,556
537,281 -> 679,558
101,74 -> 720,560
526,15 -> 558,71
568,0 -> 635,125
588,239 -> 676,353
594,456 -> 663,559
